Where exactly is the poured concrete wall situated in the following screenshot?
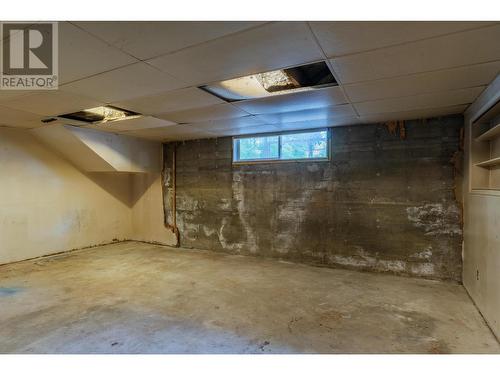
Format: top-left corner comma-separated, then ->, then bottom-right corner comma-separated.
0,128 -> 133,264
165,115 -> 464,281
462,75 -> 500,339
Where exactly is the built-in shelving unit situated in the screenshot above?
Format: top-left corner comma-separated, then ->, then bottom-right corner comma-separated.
475,156 -> 500,168
476,123 -> 500,142
471,100 -> 500,191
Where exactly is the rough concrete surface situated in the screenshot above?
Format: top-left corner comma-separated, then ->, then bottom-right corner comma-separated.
166,116 -> 464,281
0,241 -> 497,354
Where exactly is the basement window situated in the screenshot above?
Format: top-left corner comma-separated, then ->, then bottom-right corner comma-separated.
200,61 -> 337,102
59,106 -> 139,124
233,129 -> 329,163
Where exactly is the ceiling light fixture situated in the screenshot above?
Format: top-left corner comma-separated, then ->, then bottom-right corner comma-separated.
58,106 -> 140,124
199,61 -> 337,102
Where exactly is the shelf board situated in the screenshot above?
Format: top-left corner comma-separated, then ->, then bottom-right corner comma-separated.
475,156 -> 500,168
476,123 -> 500,141
470,189 -> 500,197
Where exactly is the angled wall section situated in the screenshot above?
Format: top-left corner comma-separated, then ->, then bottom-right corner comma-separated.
0,128 -> 133,264
32,125 -> 161,173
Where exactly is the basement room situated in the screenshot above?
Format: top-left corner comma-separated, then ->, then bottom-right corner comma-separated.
1,2 -> 499,368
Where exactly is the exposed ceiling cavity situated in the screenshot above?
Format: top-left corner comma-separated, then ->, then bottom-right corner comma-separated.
59,106 -> 140,124
199,61 -> 337,101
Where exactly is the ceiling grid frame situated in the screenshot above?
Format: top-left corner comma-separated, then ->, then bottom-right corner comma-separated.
0,21 -> 497,141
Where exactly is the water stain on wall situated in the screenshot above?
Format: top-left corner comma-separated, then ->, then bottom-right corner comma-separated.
165,115 -> 464,281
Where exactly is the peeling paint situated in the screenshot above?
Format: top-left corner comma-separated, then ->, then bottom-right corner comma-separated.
218,198 -> 232,211
164,116 -> 464,281
202,226 -> 217,237
327,249 -> 407,274
231,171 -> 258,254
307,164 -> 320,173
217,218 -> 243,252
410,263 -> 435,276
406,204 -> 462,236
412,247 -> 433,260
275,189 -> 314,253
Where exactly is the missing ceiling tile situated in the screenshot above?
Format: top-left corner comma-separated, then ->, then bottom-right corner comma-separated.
59,105 -> 140,124
199,61 -> 337,102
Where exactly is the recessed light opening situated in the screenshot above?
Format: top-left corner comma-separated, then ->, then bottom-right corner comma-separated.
59,106 -> 140,124
199,61 -> 337,102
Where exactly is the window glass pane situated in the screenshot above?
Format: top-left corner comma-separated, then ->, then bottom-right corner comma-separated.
236,135 -> 279,161
280,130 -> 328,159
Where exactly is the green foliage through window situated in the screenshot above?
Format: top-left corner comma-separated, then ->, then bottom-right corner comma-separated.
233,129 -> 329,162
237,135 -> 279,160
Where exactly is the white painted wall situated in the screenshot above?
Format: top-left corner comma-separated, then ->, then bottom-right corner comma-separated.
463,74 -> 500,339
0,126 -> 177,265
33,125 -> 161,173
0,128 -> 133,264
131,172 -> 178,246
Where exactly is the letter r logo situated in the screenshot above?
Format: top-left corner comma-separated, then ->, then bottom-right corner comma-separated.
2,23 -> 54,75
1,21 -> 58,90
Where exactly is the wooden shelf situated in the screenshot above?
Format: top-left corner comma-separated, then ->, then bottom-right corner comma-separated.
471,99 -> 500,190
476,123 -> 500,141
476,156 -> 500,168
470,189 -> 500,197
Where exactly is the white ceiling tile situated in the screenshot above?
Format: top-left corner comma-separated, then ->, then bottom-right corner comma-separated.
209,124 -> 280,137
160,133 -> 216,141
0,105 -> 44,128
2,21 -> 490,136
330,24 -> 500,84
1,91 -> 102,116
84,116 -> 176,132
0,91 -> 33,102
76,125 -> 123,135
360,105 -> 468,124
273,117 -> 362,131
60,62 -> 187,103
234,86 -> 348,115
112,87 -> 224,115
124,124 -> 216,141
12,119 -> 46,129
59,22 -> 138,84
157,103 -> 250,123
353,87 -> 484,116
74,21 -> 266,60
185,116 -> 266,132
310,21 -> 496,57
256,104 -> 356,124
344,61 -> 500,103
147,22 -> 324,86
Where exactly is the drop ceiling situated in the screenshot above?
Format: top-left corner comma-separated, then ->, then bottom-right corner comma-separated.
0,21 -> 499,142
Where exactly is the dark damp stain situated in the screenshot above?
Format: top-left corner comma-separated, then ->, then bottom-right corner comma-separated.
0,287 -> 23,296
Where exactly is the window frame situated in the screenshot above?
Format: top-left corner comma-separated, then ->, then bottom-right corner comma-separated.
232,128 -> 331,165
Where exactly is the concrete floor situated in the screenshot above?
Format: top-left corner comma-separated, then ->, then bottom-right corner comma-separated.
0,241 -> 498,354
